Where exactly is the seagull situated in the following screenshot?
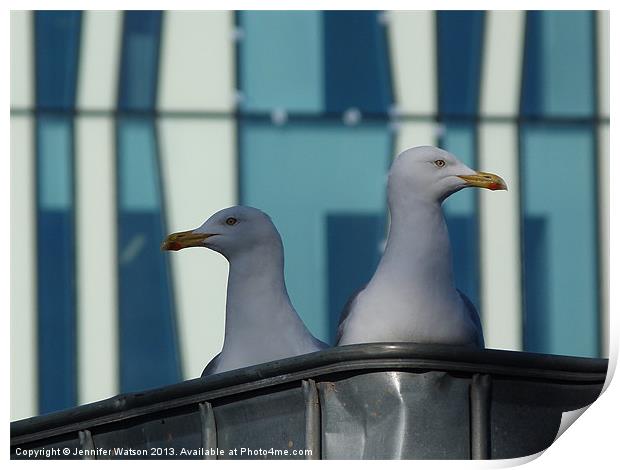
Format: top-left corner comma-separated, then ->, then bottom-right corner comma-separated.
336,146 -> 507,348
161,206 -> 328,376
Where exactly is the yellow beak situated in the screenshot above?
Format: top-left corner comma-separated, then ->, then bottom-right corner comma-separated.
458,171 -> 507,191
161,229 -> 214,251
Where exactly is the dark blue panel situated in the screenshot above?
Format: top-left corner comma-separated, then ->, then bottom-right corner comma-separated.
521,11 -> 595,117
118,213 -> 180,390
118,11 -> 163,112
437,11 -> 484,116
522,217 -> 550,353
324,11 -> 393,113
327,214 -> 385,344
117,118 -> 180,392
445,216 -> 479,311
36,117 -> 76,414
35,11 -> 82,109
37,213 -> 77,414
521,12 -> 543,117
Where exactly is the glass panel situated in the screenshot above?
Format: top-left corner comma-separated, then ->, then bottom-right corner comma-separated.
521,124 -> 598,357
118,11 -> 162,112
440,123 -> 480,313
240,121 -> 391,342
239,11 -> 323,113
36,116 -> 77,413
117,117 -> 180,391
327,214 -> 385,343
521,11 -> 595,117
323,11 -> 392,113
437,11 -> 484,116
35,11 -> 81,109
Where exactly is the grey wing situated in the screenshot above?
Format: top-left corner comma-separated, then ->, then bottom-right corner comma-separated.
201,352 -> 222,377
458,290 -> 485,349
311,336 -> 330,350
335,285 -> 366,345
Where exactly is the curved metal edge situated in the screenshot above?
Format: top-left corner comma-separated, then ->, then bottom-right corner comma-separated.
11,343 -> 608,440
11,356 -> 606,448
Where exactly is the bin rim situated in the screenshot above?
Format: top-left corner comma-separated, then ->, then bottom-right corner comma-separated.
11,342 -> 608,445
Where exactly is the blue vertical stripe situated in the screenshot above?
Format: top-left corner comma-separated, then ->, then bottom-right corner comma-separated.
323,11 -> 392,113
35,11 -> 81,414
118,11 -> 163,112
521,11 -> 595,117
520,124 -> 598,357
36,117 -> 77,414
117,12 -> 180,391
439,124 -> 480,312
34,11 -> 81,110
437,11 -> 484,116
117,119 -> 180,391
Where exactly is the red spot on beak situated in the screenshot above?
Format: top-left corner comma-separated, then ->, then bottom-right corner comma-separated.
488,182 -> 500,191
169,242 -> 183,251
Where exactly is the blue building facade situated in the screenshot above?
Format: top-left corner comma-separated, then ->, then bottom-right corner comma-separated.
10,10 -> 609,419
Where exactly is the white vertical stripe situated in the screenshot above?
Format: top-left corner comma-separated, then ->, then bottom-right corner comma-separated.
480,11 -> 525,116
478,10 -> 525,351
387,11 -> 436,115
77,11 -> 122,110
75,117 -> 118,403
11,116 -> 37,419
159,119 -> 237,379
597,11 -> 609,118
598,124 -> 609,357
11,11 -> 33,109
394,122 -> 439,154
158,11 -> 235,112
478,124 -> 522,351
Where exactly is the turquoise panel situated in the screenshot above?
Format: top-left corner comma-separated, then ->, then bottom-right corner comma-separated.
240,122 -> 391,341
38,116 -> 73,210
522,11 -> 595,117
521,125 -> 598,357
239,11 -> 323,113
118,118 -> 160,211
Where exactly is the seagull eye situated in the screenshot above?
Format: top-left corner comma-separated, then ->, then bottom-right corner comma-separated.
434,159 -> 446,168
225,217 -> 238,226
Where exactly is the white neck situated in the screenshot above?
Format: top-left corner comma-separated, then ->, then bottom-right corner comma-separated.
369,192 -> 457,301
222,244 -> 299,349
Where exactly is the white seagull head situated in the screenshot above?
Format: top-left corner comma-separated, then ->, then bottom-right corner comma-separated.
161,206 -> 281,259
389,145 -> 507,204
